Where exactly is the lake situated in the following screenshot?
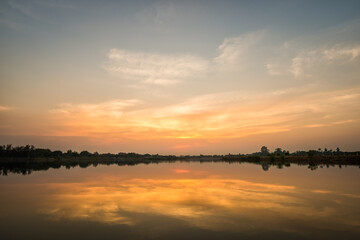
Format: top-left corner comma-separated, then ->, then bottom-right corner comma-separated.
0,162 -> 359,240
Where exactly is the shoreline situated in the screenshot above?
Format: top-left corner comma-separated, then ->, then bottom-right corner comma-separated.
1,155 -> 359,175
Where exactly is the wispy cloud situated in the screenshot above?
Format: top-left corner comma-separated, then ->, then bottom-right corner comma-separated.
0,106 -> 12,111
289,44 -> 360,78
322,45 -> 360,61
46,85 -> 360,143
103,30 -> 266,86
265,43 -> 360,78
104,49 -> 208,86
104,27 -> 360,90
265,63 -> 283,76
50,99 -> 141,117
214,31 -> 264,70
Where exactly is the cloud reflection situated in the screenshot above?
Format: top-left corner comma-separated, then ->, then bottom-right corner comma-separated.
37,175 -> 360,232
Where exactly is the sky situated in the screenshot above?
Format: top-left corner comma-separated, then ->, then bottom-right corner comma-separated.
0,0 -> 360,154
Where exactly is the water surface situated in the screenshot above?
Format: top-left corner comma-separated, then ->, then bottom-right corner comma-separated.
0,162 -> 359,239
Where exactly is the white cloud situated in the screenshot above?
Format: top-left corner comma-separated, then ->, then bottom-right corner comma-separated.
104,49 -> 208,85
104,31 -> 265,87
265,63 -> 282,76
50,99 -> 142,118
265,43 -> 360,78
290,45 -> 360,78
289,53 -> 312,78
323,45 -> 360,61
214,31 -> 264,68
104,28 -> 360,91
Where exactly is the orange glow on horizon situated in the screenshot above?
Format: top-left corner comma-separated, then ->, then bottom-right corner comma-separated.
39,87 -> 360,143
1,83 -> 360,154
172,169 -> 190,173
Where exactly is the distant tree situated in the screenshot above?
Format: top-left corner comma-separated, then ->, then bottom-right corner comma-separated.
33,148 -> 52,157
52,150 -> 63,157
80,151 -> 91,157
261,146 -> 269,155
308,150 -> 317,157
70,151 -> 79,157
274,148 -> 282,156
269,153 -> 275,163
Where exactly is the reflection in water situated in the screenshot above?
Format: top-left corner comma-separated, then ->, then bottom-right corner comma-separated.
41,178 -> 297,229
38,173 -> 360,234
1,163 -> 360,239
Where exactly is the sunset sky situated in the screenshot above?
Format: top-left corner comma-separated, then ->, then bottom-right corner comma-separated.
1,0 -> 360,154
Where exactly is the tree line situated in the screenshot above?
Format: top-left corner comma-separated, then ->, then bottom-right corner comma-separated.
0,144 -> 359,159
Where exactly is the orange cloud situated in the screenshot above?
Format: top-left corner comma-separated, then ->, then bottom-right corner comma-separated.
172,144 -> 192,149
0,106 -> 12,111
1,85 -> 359,154
43,87 -> 360,144
172,169 -> 190,173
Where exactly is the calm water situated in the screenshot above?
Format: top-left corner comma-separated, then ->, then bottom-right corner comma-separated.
0,162 -> 359,240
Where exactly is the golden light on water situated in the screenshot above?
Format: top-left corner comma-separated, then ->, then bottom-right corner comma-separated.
1,163 -> 360,239
33,170 -> 360,232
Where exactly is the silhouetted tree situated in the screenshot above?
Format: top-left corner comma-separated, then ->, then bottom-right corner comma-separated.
274,148 -> 282,156
308,150 -> 317,157
261,146 -> 269,156
80,151 -> 91,157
